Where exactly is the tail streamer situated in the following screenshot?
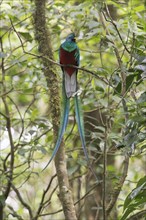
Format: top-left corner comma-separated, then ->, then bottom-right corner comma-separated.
42,83 -> 70,171
74,95 -> 98,181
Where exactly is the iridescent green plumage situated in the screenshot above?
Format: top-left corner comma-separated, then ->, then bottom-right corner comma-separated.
60,33 -> 79,98
43,34 -> 97,179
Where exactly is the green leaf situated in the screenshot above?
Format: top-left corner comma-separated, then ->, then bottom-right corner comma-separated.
0,195 -> 5,206
114,73 -> 139,95
141,144 -> 146,152
18,148 -> 29,156
37,146 -> 48,154
68,165 -> 79,176
121,176 -> 146,220
137,92 -> 146,104
124,129 -> 138,146
120,207 -> 135,220
0,52 -> 7,58
136,176 -> 146,187
123,176 -> 146,211
87,21 -> 99,29
130,182 -> 146,199
18,31 -> 33,42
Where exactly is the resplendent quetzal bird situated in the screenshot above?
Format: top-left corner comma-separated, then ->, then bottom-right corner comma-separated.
44,33 -> 96,178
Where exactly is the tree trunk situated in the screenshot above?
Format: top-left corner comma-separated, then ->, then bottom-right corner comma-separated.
33,0 -> 77,219
0,205 -> 3,220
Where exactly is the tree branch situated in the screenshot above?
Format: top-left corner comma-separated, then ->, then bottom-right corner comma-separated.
99,10 -> 130,217
33,0 -> 77,219
11,184 -> 33,219
34,174 -> 57,219
7,205 -> 24,220
0,36 -> 15,219
102,5 -> 130,54
106,157 -> 129,216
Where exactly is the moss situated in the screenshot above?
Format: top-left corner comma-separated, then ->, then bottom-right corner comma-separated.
33,0 -> 60,132
33,2 -> 77,219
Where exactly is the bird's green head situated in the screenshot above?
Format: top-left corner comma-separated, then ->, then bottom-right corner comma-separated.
66,33 -> 76,42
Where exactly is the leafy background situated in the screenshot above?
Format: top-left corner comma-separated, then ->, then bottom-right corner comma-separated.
0,0 -> 146,219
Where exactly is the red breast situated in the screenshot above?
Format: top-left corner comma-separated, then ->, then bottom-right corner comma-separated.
60,47 -> 77,76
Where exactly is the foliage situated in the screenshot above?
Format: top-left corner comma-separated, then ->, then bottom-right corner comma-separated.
0,0 -> 146,219
120,176 -> 146,220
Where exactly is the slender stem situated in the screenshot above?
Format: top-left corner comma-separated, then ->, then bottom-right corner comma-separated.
102,135 -> 107,220
0,33 -> 15,219
11,184 -> 33,219
98,10 -> 130,218
34,174 -> 57,219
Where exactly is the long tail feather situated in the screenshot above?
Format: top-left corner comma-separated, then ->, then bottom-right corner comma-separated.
74,95 -> 98,180
74,95 -> 89,161
42,84 -> 70,170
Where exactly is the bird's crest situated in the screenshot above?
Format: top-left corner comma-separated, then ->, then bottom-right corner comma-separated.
66,33 -> 76,42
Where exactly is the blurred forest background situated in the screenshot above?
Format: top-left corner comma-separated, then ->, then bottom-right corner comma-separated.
0,0 -> 146,219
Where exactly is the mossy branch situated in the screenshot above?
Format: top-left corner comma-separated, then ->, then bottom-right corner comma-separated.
33,0 -> 77,219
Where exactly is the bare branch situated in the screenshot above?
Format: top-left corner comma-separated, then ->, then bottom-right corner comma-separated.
102,5 -> 130,54
7,205 -> 24,220
0,37 -> 15,201
34,174 -> 57,218
106,157 -> 129,215
11,184 -> 33,219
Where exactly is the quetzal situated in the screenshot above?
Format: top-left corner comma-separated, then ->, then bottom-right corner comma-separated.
44,33 -> 91,171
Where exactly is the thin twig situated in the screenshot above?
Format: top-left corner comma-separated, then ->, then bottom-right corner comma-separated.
34,174 -> 57,218
1,37 -> 15,202
102,6 -> 130,54
102,128 -> 107,220
39,182 -> 102,217
7,205 -> 24,220
11,184 -> 33,219
106,157 -> 129,215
